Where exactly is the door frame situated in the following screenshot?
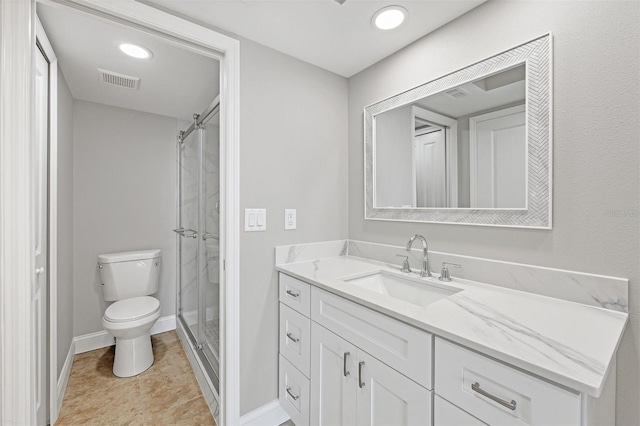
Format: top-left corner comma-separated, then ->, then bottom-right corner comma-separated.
35,16 -> 59,423
0,1 -> 241,424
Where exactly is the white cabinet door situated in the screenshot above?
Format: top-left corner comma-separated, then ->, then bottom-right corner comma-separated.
356,350 -> 432,426
310,323 -> 358,426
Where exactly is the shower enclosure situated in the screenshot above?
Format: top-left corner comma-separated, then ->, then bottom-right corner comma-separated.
175,97 -> 221,399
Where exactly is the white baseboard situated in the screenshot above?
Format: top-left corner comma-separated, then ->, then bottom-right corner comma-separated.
56,340 -> 76,413
74,330 -> 114,354
240,399 -> 289,426
151,314 -> 176,335
73,314 -> 176,354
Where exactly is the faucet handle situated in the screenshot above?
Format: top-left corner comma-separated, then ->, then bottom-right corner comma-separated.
439,262 -> 461,282
396,254 -> 411,273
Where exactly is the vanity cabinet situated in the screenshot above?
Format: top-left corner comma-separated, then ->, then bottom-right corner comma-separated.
279,273 -> 433,426
310,322 -> 431,426
278,272 -> 616,426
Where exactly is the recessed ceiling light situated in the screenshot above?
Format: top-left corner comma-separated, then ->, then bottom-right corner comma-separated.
119,43 -> 152,59
372,6 -> 407,30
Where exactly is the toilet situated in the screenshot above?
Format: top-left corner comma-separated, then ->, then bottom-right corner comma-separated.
98,249 -> 162,377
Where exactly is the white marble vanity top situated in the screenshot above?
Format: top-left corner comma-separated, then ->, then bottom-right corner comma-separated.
276,255 -> 628,398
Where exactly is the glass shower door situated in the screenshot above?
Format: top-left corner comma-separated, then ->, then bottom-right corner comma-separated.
199,116 -> 221,385
177,108 -> 221,394
178,129 -> 203,348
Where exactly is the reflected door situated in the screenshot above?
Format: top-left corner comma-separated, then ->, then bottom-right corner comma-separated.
470,105 -> 526,208
414,129 -> 446,207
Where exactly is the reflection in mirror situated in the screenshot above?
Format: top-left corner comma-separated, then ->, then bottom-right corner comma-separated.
374,64 -> 526,209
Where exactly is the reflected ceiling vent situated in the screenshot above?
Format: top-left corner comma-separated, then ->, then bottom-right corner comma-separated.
98,68 -> 140,90
443,87 -> 470,100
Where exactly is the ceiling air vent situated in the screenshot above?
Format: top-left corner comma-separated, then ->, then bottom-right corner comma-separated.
443,87 -> 470,100
98,68 -> 140,90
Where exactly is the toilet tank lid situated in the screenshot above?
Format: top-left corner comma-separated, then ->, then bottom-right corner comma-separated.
98,249 -> 161,264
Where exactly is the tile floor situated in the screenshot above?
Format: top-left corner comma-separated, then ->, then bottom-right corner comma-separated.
56,331 -> 216,425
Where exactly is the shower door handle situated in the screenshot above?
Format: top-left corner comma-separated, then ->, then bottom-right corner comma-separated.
173,228 -> 198,239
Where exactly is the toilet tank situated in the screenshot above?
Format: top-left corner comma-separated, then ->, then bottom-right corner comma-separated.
98,249 -> 161,302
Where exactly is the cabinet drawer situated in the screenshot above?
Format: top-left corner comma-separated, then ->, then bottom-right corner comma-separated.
280,303 -> 311,378
280,273 -> 311,317
311,287 -> 433,389
280,355 -> 310,426
435,338 -> 581,425
434,395 -> 487,426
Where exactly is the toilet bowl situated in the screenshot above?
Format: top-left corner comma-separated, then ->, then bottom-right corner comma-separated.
102,296 -> 161,377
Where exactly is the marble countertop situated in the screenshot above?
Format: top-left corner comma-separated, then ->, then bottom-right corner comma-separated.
276,255 -> 628,398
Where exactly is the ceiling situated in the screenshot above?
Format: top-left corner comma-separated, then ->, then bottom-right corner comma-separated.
417,65 -> 526,118
144,0 -> 485,77
37,3 -> 220,120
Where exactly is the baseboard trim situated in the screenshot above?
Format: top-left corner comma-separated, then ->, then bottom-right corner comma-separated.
73,314 -> 176,354
56,340 -> 76,414
240,399 -> 289,426
151,314 -> 177,335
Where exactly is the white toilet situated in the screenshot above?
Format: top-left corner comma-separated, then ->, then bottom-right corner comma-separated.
98,249 -> 162,377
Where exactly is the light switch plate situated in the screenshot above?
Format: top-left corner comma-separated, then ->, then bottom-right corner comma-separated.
245,208 -> 266,231
285,209 -> 296,230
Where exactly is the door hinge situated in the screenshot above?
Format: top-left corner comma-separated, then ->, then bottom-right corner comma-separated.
223,259 -> 226,271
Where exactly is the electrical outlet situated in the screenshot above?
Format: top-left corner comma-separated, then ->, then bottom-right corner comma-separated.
285,209 -> 296,230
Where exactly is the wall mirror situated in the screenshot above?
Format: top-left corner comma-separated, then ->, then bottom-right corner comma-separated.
364,34 -> 552,228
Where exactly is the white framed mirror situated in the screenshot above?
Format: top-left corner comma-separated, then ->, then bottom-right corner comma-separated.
364,34 -> 552,228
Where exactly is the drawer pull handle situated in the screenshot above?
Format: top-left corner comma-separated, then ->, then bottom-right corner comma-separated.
286,333 -> 299,343
286,289 -> 300,298
358,361 -> 365,388
471,382 -> 517,411
343,352 -> 350,377
286,387 -> 299,401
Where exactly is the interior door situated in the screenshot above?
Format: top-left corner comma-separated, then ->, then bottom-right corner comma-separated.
310,322 -> 357,426
34,45 -> 49,425
415,129 -> 446,207
470,105 -> 526,208
356,350 -> 431,426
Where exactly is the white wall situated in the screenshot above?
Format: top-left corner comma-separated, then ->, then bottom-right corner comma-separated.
375,105 -> 413,207
56,68 -> 74,376
72,101 -> 177,336
239,38 -> 348,415
347,1 -> 639,424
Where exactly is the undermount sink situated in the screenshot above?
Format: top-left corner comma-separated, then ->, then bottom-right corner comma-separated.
342,271 -> 461,308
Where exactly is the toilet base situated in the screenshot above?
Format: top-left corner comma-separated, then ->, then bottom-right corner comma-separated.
113,332 -> 154,377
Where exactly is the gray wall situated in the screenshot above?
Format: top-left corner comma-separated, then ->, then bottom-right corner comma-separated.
375,105 -> 413,207
56,68 -> 74,376
347,1 -> 639,424
239,38 -> 348,415
72,101 -> 177,336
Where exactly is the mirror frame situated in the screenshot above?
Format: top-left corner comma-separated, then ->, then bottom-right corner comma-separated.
364,34 -> 552,228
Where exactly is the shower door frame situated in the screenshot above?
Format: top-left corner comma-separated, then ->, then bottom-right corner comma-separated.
30,1 -> 241,424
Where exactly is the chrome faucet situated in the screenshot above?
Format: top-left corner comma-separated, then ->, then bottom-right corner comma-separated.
405,234 -> 432,277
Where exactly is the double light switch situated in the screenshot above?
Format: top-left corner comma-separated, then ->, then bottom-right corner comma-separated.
245,208 -> 266,231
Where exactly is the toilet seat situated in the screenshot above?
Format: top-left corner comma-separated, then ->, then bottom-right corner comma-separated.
104,296 -> 160,323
